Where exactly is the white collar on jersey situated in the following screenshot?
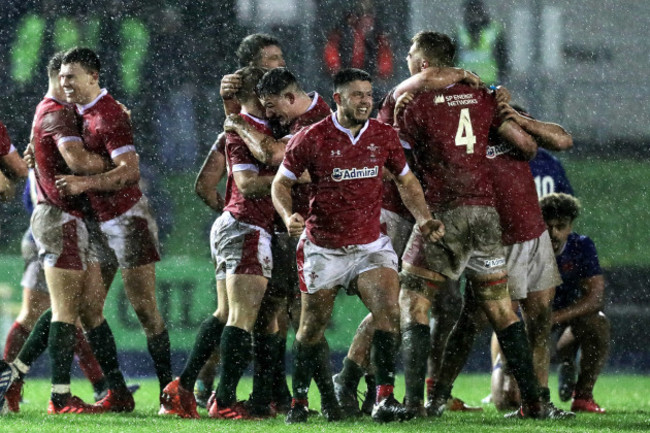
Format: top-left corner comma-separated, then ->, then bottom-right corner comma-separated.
240,109 -> 270,129
76,88 -> 108,114
305,91 -> 320,113
331,112 -> 369,145
44,94 -> 69,106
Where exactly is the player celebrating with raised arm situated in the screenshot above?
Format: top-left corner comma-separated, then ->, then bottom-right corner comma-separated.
272,68 -> 443,424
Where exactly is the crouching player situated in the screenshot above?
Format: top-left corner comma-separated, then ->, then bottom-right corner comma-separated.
541,193 -> 609,414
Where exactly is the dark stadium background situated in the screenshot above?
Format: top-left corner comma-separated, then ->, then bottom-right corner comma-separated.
0,0 -> 647,378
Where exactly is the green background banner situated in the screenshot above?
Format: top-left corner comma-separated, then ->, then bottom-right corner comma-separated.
0,255 -> 369,352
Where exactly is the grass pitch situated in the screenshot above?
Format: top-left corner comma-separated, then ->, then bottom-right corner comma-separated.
2,373 -> 649,433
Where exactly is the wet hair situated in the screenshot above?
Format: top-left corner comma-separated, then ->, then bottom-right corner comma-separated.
237,33 -> 282,67
256,67 -> 301,98
540,193 -> 581,222
234,66 -> 267,103
332,68 -> 372,92
62,47 -> 101,74
47,51 -> 66,78
411,31 -> 455,67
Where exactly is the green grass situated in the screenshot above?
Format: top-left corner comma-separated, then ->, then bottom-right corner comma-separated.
4,374 -> 649,432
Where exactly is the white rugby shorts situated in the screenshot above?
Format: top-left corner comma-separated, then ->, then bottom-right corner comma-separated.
296,232 -> 398,294
211,211 -> 273,280
506,230 -> 562,301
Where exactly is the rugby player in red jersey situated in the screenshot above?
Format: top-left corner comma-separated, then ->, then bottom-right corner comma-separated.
479,101 -> 574,419
393,31 -> 549,419
0,51 -> 130,415
227,67 -> 334,414
272,68 -> 443,424
55,47 -> 171,412
188,34 -> 290,410
163,67 -> 280,420
332,67 -> 483,417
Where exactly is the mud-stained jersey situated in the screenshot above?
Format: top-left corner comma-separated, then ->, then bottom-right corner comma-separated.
397,84 -> 501,211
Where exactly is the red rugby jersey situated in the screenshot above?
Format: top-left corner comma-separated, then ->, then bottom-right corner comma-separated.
397,84 -> 501,211
376,88 -> 413,220
76,90 -> 142,222
284,92 -> 332,219
223,112 -> 277,234
32,96 -> 88,217
281,113 -> 408,248
0,121 -> 12,156
487,133 -> 546,246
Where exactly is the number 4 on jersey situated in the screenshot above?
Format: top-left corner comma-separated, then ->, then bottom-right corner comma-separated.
455,108 -> 476,154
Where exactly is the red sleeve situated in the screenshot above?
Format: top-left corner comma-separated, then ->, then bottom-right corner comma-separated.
486,91 -> 503,130
0,122 -> 11,156
282,128 -> 312,178
101,111 -> 134,155
41,108 -> 82,145
376,90 -> 396,125
383,127 -> 408,177
226,133 -> 258,168
396,107 -> 420,150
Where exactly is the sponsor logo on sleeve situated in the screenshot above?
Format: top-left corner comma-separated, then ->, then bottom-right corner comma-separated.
332,166 -> 379,182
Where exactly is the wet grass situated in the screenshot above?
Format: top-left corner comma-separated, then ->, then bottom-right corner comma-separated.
3,373 -> 649,432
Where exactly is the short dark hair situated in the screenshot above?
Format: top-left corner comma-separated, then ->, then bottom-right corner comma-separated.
411,31 -> 455,67
540,193 -> 581,222
236,33 -> 282,67
332,68 -> 372,92
47,51 -> 66,78
62,47 -> 101,74
235,66 -> 267,103
256,68 -> 301,98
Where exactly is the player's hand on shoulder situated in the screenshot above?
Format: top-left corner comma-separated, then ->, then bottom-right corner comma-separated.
220,73 -> 242,100
461,69 -> 482,88
286,213 -> 305,237
420,219 -> 445,243
224,114 -> 245,132
394,92 -> 414,118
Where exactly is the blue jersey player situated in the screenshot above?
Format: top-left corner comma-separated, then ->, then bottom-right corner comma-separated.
530,148 -> 574,198
540,193 -> 608,414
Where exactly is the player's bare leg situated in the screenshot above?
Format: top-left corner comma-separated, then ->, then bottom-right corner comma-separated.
4,288 -> 49,362
121,263 -> 172,396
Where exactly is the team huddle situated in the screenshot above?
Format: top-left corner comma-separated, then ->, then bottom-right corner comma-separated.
0,30 -> 608,423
